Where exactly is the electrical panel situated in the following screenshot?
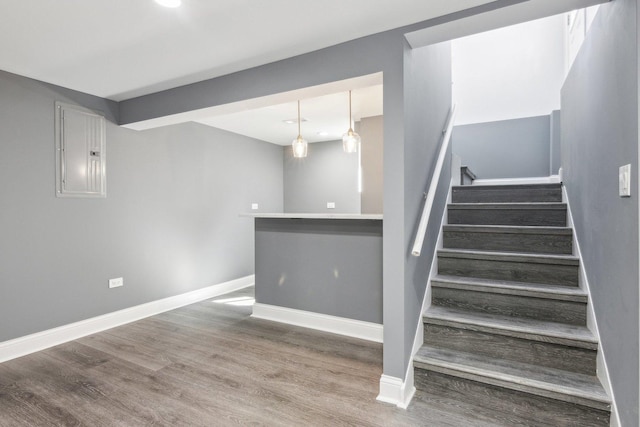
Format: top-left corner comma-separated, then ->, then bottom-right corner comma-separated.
55,102 -> 106,198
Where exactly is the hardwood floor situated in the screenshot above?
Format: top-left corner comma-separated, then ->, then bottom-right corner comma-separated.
0,287 -> 553,426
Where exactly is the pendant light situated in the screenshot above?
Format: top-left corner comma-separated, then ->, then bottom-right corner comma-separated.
342,90 -> 361,153
292,100 -> 308,158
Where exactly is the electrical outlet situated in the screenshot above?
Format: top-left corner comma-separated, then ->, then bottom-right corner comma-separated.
109,277 -> 124,289
619,164 -> 631,197
327,202 -> 336,209
251,203 -> 259,210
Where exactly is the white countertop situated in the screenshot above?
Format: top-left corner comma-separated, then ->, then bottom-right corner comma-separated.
240,213 -> 383,220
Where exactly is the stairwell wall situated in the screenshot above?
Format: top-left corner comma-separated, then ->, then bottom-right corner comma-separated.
550,109 -> 562,175
403,41 -> 453,377
452,115 -> 552,179
560,0 -> 639,424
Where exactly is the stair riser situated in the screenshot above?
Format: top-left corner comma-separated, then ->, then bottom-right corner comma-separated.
452,187 -> 563,204
438,256 -> 579,287
413,369 -> 610,426
443,230 -> 573,254
431,287 -> 587,325
423,323 -> 596,376
448,207 -> 567,226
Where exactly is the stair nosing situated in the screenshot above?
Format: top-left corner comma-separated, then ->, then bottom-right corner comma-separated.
414,346 -> 611,411
438,248 -> 579,266
443,224 -> 573,235
452,184 -> 562,191
448,202 -> 567,209
423,306 -> 598,349
431,275 -> 587,302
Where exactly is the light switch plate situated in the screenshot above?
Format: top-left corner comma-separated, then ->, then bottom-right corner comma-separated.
109,277 -> 124,288
251,203 -> 259,210
619,164 -> 631,197
327,202 -> 336,209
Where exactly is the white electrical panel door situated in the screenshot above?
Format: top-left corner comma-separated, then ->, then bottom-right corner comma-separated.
55,102 -> 106,198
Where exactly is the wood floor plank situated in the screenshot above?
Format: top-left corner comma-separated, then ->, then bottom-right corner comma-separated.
0,351 -> 148,427
76,331 -> 173,372
84,356 -> 254,426
0,382 -> 83,427
0,286 -> 585,426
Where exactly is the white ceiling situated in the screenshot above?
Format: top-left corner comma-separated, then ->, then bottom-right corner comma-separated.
196,84 -> 383,145
0,0 -> 494,101
0,0 -> 605,144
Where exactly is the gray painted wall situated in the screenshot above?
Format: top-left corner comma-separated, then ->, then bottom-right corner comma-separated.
401,41 -> 453,371
118,23 -> 411,377
560,0 -> 639,424
117,21 -> 453,381
4,2 -> 623,400
114,2 -> 514,381
359,116 -> 384,214
550,109 -> 561,175
283,140 -> 360,213
255,218 -> 382,323
0,70 -> 283,342
52,1 -> 488,381
452,115 -> 552,179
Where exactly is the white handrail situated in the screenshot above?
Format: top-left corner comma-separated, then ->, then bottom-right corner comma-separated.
411,105 -> 457,257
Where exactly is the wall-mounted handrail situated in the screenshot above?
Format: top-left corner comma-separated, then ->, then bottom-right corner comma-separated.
411,105 -> 456,257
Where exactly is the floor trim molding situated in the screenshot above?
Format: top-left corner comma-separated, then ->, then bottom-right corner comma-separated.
0,275 -> 255,363
377,374 -> 415,409
251,303 -> 383,343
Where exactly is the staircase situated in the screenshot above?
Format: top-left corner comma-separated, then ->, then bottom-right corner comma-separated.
414,183 -> 612,426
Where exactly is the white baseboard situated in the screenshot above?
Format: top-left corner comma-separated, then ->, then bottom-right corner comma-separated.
0,275 -> 255,363
473,175 -> 561,185
251,303 -> 383,343
377,374 -> 415,409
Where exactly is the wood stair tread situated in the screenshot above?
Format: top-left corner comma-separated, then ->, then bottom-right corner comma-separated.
438,248 -> 579,265
414,346 -> 611,411
449,202 -> 567,209
451,184 -> 563,203
452,183 -> 562,191
420,183 -> 609,424
443,224 -> 573,235
423,306 -> 597,349
432,274 -> 587,302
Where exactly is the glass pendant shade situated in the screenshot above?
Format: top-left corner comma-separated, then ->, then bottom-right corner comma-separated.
292,100 -> 308,158
343,90 -> 360,153
292,135 -> 308,158
342,128 -> 360,153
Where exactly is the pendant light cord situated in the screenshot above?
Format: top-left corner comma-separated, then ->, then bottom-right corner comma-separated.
297,100 -> 301,137
348,91 -> 352,130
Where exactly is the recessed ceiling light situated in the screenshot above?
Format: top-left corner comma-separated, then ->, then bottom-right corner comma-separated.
155,0 -> 181,8
317,131 -> 329,137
